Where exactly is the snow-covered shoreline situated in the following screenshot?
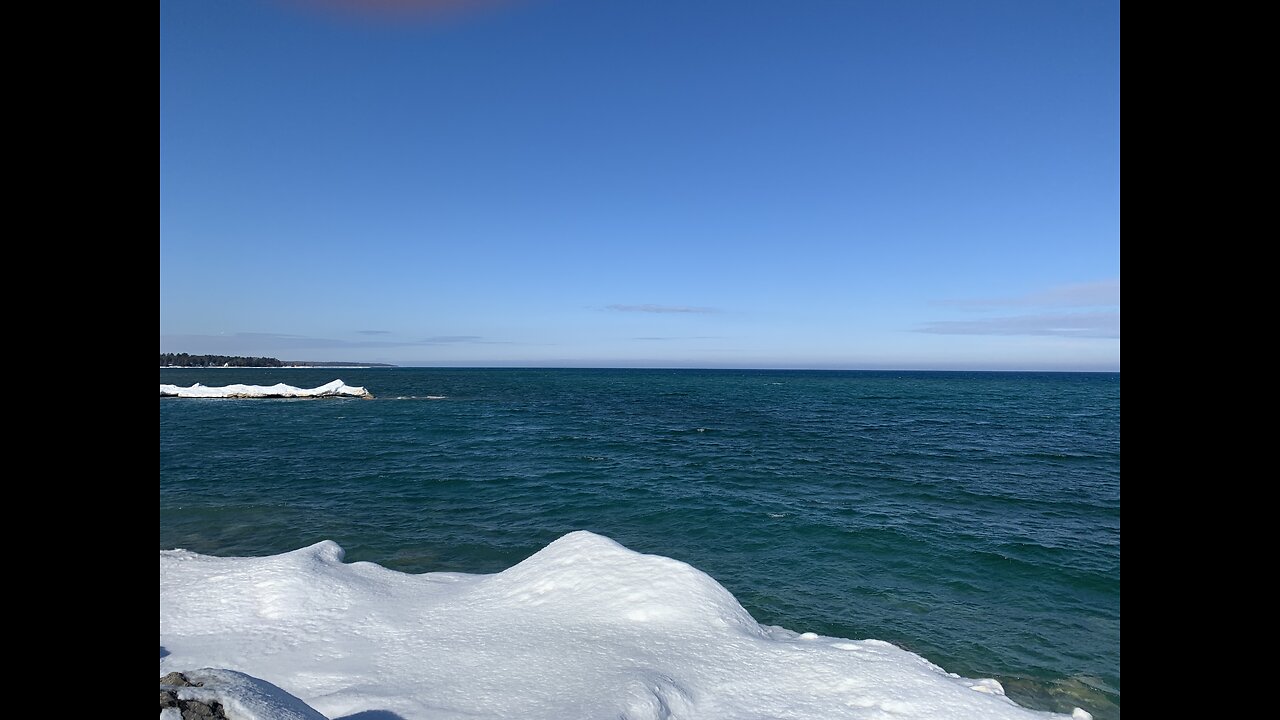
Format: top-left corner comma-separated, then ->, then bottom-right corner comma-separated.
159,379 -> 372,399
160,531 -> 1091,720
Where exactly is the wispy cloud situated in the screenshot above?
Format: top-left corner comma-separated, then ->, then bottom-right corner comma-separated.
921,279 -> 1120,339
633,336 -> 722,341
942,278 -> 1120,310
917,311 -> 1120,338
1025,278 -> 1120,307
607,304 -> 719,314
423,335 -> 484,343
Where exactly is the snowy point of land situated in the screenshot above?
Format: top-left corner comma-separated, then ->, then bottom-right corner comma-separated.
160,531 -> 1092,720
159,379 -> 371,399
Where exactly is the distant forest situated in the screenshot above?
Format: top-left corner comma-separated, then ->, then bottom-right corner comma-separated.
161,353 -> 282,367
161,353 -> 395,368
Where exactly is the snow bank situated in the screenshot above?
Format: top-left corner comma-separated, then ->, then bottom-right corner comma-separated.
159,531 -> 1088,720
159,379 -> 371,398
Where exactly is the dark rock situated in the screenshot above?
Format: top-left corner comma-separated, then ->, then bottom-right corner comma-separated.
181,700 -> 225,719
160,671 -> 200,687
160,674 -> 227,719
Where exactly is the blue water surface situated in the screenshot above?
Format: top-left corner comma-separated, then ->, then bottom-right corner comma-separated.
160,368 -> 1120,717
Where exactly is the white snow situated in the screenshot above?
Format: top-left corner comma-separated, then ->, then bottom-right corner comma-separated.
160,531 -> 1086,720
159,379 -> 371,398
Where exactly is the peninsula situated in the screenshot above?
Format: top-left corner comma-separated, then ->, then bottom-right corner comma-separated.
160,353 -> 395,368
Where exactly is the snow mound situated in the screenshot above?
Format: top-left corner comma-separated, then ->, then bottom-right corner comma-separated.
159,379 -> 371,398
160,530 -> 1086,719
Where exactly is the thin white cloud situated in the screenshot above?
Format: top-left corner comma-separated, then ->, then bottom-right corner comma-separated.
921,279 -> 1121,339
1025,279 -> 1120,307
943,278 -> 1120,310
607,304 -> 719,314
633,336 -> 723,341
917,311 -> 1120,338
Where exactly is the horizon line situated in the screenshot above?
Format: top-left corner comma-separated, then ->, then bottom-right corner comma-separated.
161,363 -> 1120,373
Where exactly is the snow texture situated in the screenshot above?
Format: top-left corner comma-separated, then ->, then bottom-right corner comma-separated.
160,531 -> 1089,720
159,379 -> 370,398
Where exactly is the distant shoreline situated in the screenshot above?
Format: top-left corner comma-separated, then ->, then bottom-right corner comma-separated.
160,365 -> 1118,373
161,365 -> 392,369
160,353 -> 396,369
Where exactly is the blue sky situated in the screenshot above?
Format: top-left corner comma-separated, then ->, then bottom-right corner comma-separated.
160,1 -> 1119,370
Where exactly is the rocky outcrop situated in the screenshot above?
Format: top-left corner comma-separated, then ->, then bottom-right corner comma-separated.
159,672 -> 228,719
158,669 -> 327,720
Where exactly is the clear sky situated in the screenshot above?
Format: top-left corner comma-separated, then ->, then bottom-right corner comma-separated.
160,0 -> 1119,370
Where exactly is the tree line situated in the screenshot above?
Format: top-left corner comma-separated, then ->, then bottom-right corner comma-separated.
161,353 -> 283,367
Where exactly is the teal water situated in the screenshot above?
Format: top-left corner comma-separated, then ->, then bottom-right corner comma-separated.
159,368 -> 1120,717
